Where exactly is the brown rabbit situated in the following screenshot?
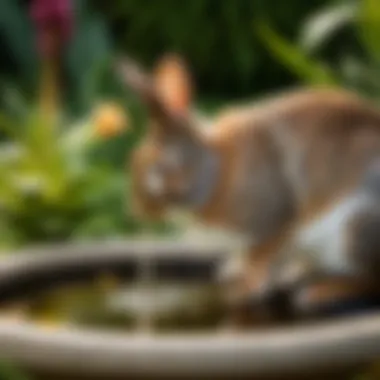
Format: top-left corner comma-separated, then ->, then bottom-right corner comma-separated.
119,54 -> 380,324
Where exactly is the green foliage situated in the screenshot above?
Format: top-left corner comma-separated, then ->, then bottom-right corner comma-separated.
0,0 -> 116,116
0,0 -> 180,248
0,92 -> 172,248
0,0 -> 360,101
0,106 -> 107,246
298,2 -> 357,54
357,0 -> 380,64
258,0 -> 380,99
93,0 -> 331,97
65,0 -> 116,115
0,0 -> 38,91
256,21 -> 338,86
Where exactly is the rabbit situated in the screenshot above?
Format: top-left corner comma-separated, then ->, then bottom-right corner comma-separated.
118,54 -> 380,325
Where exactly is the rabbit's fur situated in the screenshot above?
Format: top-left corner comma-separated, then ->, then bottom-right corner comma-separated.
119,55 -> 380,324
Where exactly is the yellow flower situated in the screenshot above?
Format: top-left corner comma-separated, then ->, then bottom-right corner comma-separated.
92,102 -> 128,138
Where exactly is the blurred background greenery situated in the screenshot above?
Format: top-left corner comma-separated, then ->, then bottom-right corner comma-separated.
0,0 -> 379,250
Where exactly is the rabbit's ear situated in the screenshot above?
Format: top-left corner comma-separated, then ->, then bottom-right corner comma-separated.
117,57 -> 171,123
153,53 -> 193,117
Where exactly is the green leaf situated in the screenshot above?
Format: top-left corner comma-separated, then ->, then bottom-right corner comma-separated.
0,0 -> 38,87
256,21 -> 338,86
66,1 -> 112,113
0,112 -> 22,140
300,2 -> 357,53
357,0 -> 380,64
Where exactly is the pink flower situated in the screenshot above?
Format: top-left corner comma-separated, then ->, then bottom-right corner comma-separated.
30,0 -> 74,58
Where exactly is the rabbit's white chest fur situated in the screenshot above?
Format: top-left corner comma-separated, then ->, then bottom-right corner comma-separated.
292,194 -> 367,274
